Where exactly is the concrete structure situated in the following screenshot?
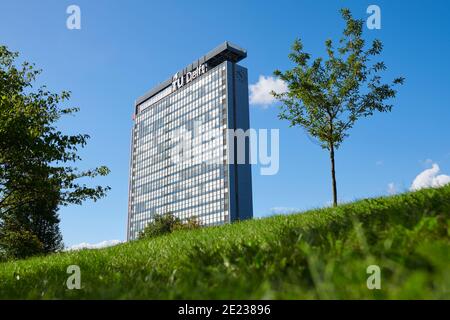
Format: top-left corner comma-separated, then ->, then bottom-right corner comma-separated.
127,42 -> 253,240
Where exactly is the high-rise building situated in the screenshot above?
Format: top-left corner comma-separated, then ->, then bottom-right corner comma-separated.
127,42 -> 253,241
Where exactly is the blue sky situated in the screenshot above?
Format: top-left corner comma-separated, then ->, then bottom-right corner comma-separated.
1,0 -> 449,247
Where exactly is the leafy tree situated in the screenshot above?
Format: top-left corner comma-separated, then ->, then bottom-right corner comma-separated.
0,45 -> 110,258
273,8 -> 404,206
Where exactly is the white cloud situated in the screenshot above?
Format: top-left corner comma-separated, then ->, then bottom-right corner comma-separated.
387,182 -> 397,195
270,207 -> 300,215
410,163 -> 450,191
249,75 -> 287,107
67,240 -> 122,251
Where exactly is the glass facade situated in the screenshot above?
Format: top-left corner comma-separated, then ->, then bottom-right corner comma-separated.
128,63 -> 230,240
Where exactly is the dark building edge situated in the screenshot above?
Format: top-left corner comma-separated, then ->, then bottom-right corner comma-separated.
226,61 -> 254,223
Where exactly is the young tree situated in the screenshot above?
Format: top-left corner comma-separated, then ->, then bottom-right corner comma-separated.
273,8 -> 404,206
0,45 -> 110,257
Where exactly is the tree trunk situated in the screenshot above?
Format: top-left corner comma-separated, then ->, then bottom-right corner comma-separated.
329,143 -> 338,207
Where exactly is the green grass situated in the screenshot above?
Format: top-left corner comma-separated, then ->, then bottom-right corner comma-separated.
1,186 -> 449,299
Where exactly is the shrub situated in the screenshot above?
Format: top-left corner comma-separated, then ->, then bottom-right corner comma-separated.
174,216 -> 202,231
0,217 -> 44,260
138,213 -> 201,239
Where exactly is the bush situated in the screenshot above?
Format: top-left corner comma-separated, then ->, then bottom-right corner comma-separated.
0,218 -> 44,260
179,217 -> 202,230
138,213 -> 201,239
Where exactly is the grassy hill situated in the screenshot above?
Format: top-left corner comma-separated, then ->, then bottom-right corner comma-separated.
0,186 -> 449,299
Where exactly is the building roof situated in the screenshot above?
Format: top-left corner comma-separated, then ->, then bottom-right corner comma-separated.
135,41 -> 247,106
